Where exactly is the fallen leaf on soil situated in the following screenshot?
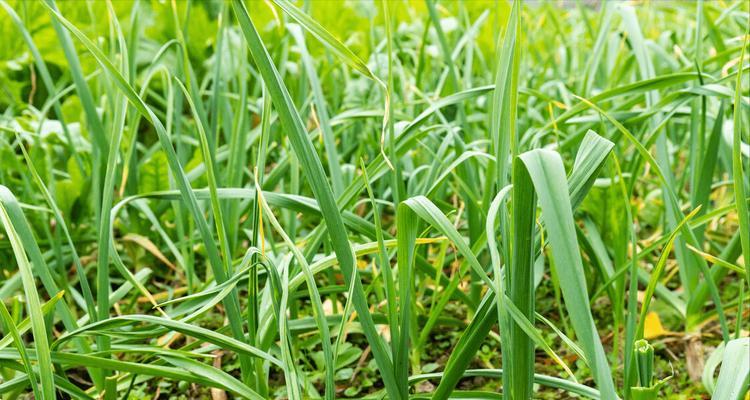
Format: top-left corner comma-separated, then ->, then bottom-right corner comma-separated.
644,311 -> 671,339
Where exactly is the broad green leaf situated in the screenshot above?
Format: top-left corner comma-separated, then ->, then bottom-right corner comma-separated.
434,130 -> 614,399
517,149 -> 617,399
139,151 -> 170,193
712,338 -> 750,400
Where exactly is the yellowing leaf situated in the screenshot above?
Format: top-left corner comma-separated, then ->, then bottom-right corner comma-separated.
644,312 -> 670,339
123,233 -> 177,271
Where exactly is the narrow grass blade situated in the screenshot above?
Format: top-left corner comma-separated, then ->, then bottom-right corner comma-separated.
288,25 -> 344,196
7,129 -> 96,320
636,206 -> 703,340
0,187 -> 55,399
257,188 -> 334,399
38,1 -> 254,382
270,0 -> 392,168
411,370 -> 600,399
507,154 -> 538,399
732,35 -> 750,284
231,1 -> 401,397
53,315 -> 281,367
486,0 -> 521,192
0,292 -> 63,351
0,301 -> 42,399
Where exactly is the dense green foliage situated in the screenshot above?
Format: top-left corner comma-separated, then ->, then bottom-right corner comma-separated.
0,0 -> 748,398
